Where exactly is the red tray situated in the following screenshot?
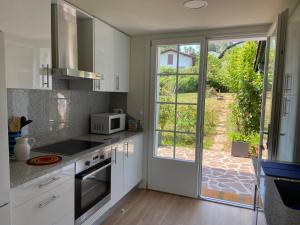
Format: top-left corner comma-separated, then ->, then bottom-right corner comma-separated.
27,155 -> 62,166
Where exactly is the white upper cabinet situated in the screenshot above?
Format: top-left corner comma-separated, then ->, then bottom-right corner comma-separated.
113,29 -> 130,92
0,0 -> 52,90
94,19 -> 130,92
94,19 -> 115,92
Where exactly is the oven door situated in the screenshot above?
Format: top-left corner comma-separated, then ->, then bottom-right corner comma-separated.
75,159 -> 111,224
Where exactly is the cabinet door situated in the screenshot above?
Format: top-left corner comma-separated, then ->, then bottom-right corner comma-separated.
94,19 -> 114,92
123,140 -> 137,194
113,30 -> 130,92
111,144 -> 124,205
52,212 -> 74,225
134,134 -> 143,184
0,0 -> 52,90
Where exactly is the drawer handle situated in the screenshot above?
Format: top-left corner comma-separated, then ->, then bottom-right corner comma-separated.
38,195 -> 60,208
38,177 -> 61,188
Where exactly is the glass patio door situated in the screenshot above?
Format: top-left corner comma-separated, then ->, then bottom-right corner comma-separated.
148,38 -> 205,198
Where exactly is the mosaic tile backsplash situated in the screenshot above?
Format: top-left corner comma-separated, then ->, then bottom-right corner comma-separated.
7,87 -> 127,147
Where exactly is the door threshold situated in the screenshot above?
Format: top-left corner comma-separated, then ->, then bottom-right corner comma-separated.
199,196 -> 254,210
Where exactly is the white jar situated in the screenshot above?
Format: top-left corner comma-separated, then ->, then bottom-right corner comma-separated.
15,137 -> 36,161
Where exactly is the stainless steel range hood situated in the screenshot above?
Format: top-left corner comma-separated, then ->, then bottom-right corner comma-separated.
51,0 -> 101,80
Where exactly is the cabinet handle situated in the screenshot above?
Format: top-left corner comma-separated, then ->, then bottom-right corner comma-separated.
38,177 -> 61,189
114,147 -> 117,164
115,76 -> 119,90
46,64 -> 50,88
98,80 -> 101,90
41,64 -> 45,87
38,195 -> 60,208
124,142 -> 129,157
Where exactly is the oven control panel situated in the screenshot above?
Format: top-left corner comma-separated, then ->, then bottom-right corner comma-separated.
76,147 -> 111,174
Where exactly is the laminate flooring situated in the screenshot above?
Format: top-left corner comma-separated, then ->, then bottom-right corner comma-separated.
101,189 -> 255,225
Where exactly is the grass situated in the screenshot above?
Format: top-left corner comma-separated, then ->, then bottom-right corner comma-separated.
176,92 -> 223,150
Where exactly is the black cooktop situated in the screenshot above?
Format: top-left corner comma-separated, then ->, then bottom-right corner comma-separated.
32,139 -> 104,156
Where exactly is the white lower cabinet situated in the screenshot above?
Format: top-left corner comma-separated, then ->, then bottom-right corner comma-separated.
111,143 -> 124,206
10,164 -> 75,225
53,212 -> 74,225
111,134 -> 143,206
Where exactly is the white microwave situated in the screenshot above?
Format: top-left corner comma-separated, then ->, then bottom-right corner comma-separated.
91,113 -> 126,134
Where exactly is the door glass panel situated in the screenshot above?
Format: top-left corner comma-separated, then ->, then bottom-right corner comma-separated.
177,75 -> 199,104
156,104 -> 175,131
155,131 -> 174,159
175,133 -> 196,161
176,105 -> 197,133
154,43 -> 201,162
157,45 -> 178,74
178,44 -> 200,74
157,75 -> 176,102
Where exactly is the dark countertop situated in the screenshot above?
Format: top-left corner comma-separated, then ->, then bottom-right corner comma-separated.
253,159 -> 300,225
10,131 -> 143,188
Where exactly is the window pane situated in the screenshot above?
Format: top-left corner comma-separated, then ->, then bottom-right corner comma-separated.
157,45 -> 178,74
175,133 -> 196,161
156,104 -> 175,131
178,44 -> 200,74
156,131 -> 174,159
157,75 -> 176,102
177,75 -> 199,104
176,105 -> 197,132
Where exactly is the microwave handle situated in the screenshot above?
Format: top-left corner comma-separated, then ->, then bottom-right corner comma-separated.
77,162 -> 112,180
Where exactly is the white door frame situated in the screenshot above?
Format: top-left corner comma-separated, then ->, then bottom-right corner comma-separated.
147,37 -> 206,198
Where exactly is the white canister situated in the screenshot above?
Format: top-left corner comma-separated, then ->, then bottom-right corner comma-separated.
15,137 -> 36,161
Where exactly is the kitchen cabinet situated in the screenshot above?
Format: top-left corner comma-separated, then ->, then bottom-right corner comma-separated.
111,134 -> 143,206
111,143 -> 125,206
94,19 -> 115,92
113,29 -> 130,92
0,0 -> 52,90
10,164 -> 74,225
94,19 -> 130,92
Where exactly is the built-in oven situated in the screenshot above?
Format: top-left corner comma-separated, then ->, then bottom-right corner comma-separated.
75,148 -> 111,225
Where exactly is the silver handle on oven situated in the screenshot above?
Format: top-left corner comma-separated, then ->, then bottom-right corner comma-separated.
38,177 -> 61,188
38,195 -> 60,208
81,163 -> 112,180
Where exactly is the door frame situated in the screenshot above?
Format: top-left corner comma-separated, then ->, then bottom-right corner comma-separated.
147,37 -> 206,198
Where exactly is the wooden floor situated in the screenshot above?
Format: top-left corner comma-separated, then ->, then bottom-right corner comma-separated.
101,189 -> 255,225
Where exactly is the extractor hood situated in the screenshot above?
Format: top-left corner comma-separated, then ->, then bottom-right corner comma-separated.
51,0 -> 102,80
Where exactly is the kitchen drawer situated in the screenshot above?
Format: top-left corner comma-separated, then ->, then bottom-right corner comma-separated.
11,163 -> 75,208
53,211 -> 74,225
11,178 -> 74,225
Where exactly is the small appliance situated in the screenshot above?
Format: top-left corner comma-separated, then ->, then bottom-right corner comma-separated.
91,113 -> 126,134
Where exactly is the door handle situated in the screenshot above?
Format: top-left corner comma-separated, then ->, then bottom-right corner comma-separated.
46,64 -> 50,88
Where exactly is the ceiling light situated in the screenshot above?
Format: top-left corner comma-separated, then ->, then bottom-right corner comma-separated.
183,0 -> 208,9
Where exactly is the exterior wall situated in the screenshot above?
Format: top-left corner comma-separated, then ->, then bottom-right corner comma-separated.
159,52 -> 193,68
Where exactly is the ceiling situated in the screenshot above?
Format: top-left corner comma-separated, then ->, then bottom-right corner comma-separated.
68,0 -> 299,35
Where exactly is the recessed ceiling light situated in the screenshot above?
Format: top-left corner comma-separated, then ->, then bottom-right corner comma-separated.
183,0 -> 208,9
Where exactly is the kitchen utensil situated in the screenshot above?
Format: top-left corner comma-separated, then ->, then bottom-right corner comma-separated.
15,137 -> 36,161
27,155 -> 62,166
9,117 -> 21,132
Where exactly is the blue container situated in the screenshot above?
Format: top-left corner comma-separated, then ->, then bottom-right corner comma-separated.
8,131 -> 22,156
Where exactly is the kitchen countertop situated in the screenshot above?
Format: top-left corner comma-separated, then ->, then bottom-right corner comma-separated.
9,131 -> 143,188
253,159 -> 300,225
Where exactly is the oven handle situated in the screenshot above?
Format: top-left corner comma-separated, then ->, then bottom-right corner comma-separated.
78,162 -> 112,180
